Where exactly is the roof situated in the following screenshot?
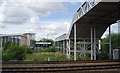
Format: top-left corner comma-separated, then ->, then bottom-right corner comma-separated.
36,42 -> 51,45
55,33 -> 68,41
0,33 -> 36,37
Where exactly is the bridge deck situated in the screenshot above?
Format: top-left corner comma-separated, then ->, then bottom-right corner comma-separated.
69,2 -> 119,39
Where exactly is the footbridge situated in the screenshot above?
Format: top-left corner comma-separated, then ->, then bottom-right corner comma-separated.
55,0 -> 120,60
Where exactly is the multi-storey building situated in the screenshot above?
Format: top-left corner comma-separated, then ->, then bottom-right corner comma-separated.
0,33 -> 35,48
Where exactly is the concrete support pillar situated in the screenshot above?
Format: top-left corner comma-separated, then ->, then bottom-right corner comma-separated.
93,27 -> 96,60
91,26 -> 93,60
109,25 -> 112,60
74,24 -> 77,61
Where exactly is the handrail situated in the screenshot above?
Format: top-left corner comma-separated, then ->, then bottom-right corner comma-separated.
72,0 -> 101,23
67,0 -> 101,38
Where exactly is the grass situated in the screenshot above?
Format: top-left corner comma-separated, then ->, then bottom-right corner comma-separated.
0,49 -> 2,61
25,52 -> 91,61
24,52 -> 67,61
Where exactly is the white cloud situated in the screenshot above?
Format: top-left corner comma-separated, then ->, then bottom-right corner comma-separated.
0,0 -> 67,25
27,2 -> 67,15
0,0 -> 69,40
0,1 -> 33,24
0,0 -> 73,40
25,20 -> 71,40
1,0 -> 85,2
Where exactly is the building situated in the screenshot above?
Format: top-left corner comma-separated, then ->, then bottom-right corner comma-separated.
34,41 -> 52,49
0,33 -> 35,48
55,33 -> 68,53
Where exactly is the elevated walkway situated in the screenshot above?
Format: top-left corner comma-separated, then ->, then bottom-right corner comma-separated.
56,0 -> 120,60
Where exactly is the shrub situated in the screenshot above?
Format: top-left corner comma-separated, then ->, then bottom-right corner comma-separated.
3,44 -> 26,61
20,45 -> 33,54
2,42 -> 33,61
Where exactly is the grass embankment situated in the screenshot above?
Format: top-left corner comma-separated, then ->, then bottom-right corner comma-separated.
25,52 -> 91,61
25,52 -> 67,61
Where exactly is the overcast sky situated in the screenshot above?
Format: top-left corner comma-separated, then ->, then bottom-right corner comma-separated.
0,0 -> 118,41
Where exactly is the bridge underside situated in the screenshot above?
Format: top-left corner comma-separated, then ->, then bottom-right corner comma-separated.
69,2 -> 120,60
70,2 -> 120,39
55,2 -> 120,61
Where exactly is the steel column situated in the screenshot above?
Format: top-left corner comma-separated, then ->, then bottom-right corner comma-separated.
66,40 -> 69,58
74,24 -> 77,61
118,20 -> 120,33
99,39 -> 101,50
0,37 -> 2,49
83,39 -> 86,57
91,26 -> 93,60
118,20 -> 120,49
68,39 -> 71,59
109,26 -> 112,60
63,40 -> 65,53
94,27 -> 96,60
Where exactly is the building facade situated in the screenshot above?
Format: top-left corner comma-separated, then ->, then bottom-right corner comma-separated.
0,33 -> 35,48
34,41 -> 52,49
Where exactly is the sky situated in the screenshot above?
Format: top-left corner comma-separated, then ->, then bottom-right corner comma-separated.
0,0 -> 119,41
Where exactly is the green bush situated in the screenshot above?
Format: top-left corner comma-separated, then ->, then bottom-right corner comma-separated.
2,42 -> 33,61
33,46 -> 58,53
20,45 -> 33,54
99,33 -> 120,60
3,44 -> 26,61
48,46 -> 58,52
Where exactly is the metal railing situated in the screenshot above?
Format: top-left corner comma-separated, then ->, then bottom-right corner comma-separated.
72,0 -> 101,23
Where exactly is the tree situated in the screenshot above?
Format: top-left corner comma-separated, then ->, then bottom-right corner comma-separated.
20,45 -> 33,54
97,33 -> 120,60
3,42 -> 14,51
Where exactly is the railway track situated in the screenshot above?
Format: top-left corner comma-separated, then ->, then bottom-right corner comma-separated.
2,60 -> 120,73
